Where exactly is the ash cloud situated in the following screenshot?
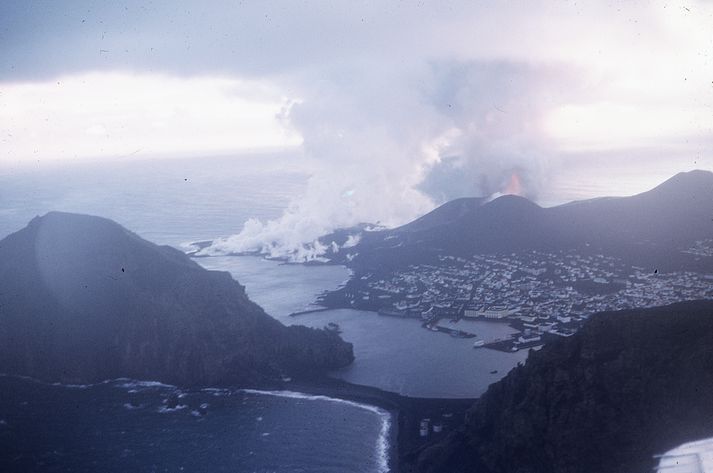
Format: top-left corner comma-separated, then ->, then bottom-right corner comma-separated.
203,61 -> 576,260
418,61 -> 572,204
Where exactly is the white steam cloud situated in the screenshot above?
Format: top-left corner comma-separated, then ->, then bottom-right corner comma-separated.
201,60 -> 573,261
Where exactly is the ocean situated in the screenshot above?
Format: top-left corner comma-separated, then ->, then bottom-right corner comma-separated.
0,376 -> 389,473
0,152 -> 705,471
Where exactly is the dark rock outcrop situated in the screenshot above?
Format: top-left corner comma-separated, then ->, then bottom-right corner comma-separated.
409,300 -> 713,473
0,212 -> 354,386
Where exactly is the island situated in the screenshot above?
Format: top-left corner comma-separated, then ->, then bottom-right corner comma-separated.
0,212 -> 354,387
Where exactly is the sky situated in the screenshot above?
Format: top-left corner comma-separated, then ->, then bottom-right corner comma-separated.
1,0 -> 712,259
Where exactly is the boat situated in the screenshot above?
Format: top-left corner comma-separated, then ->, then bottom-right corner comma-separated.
472,339 -> 485,348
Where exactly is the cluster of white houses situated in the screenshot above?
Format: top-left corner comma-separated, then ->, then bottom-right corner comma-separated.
684,239 -> 713,258
335,249 -> 713,344
462,305 -> 517,319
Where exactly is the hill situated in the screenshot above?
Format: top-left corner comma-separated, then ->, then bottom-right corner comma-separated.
331,170 -> 713,272
407,300 -> 713,473
0,212 -> 354,386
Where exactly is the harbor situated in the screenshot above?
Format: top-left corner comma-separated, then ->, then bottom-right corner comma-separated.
319,249 -> 713,355
288,307 -> 332,317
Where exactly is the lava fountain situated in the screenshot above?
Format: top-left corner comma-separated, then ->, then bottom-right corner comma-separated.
503,172 -> 523,196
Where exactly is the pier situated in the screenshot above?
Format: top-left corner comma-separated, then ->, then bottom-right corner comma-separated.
422,320 -> 477,339
288,307 -> 332,317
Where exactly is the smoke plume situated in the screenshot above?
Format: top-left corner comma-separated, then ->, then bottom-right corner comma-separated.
201,61 -> 573,261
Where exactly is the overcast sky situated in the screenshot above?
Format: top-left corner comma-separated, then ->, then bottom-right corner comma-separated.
1,1 -> 712,256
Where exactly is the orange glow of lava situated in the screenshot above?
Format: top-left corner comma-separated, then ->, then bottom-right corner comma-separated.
503,172 -> 523,196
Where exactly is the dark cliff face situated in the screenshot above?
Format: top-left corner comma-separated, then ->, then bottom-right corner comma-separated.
0,212 -> 354,386
411,300 -> 713,473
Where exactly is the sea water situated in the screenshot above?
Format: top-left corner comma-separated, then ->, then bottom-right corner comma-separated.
198,256 -> 530,398
0,375 -> 388,473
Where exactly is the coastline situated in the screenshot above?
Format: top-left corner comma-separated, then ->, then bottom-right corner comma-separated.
269,374 -> 476,473
242,387 -> 393,472
0,372 -> 475,473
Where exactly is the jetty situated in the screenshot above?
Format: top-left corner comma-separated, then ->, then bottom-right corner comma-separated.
288,307 -> 331,317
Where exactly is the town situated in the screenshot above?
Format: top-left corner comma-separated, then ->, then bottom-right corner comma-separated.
317,249 -> 713,352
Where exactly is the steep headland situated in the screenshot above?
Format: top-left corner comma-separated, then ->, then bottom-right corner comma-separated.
0,212 -> 354,386
407,300 -> 713,473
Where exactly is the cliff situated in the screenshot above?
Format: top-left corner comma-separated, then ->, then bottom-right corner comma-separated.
410,300 -> 713,473
0,212 -> 354,386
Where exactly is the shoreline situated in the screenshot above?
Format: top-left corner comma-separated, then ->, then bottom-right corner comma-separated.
268,374 -> 476,473
243,386 -> 394,472
0,372 -> 475,473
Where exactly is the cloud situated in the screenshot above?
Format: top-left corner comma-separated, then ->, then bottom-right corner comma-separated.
201,60 -> 578,259
201,62 -> 443,259
0,72 -> 299,164
2,0 -> 711,260
3,1 -> 707,81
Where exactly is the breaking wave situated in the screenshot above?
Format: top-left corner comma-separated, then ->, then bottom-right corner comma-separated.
242,389 -> 392,473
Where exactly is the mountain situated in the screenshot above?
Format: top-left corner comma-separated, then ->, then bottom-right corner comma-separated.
397,197 -> 488,233
408,299 -> 713,473
331,170 -> 713,272
0,212 -> 354,386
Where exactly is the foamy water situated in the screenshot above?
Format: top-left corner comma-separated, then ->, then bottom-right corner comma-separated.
243,389 -> 393,473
